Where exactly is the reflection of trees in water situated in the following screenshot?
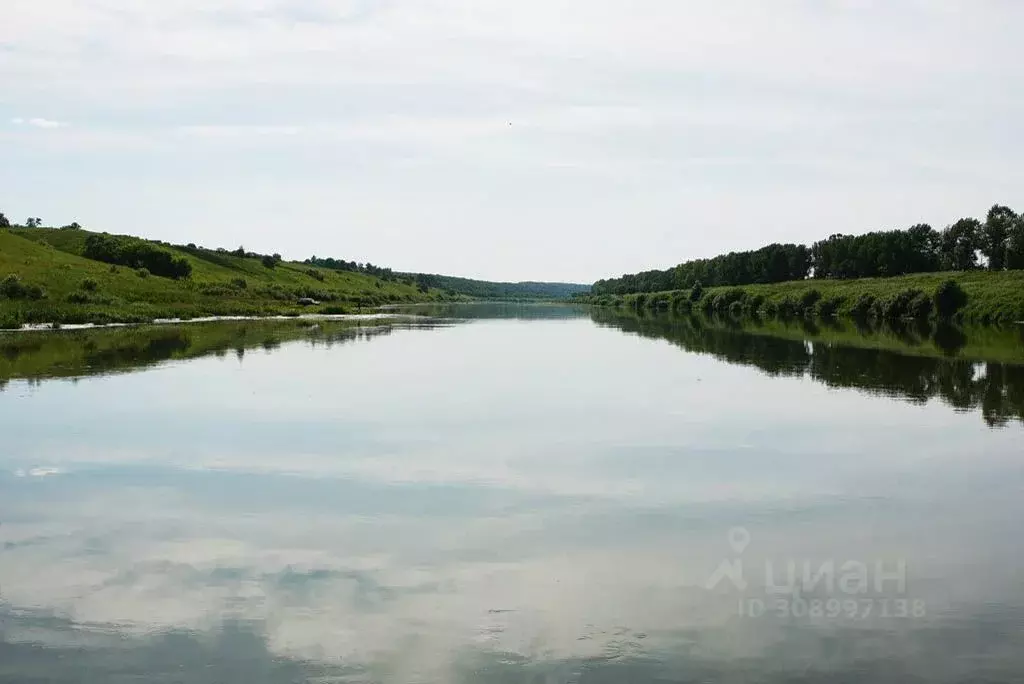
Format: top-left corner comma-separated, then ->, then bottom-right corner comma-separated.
593,310 -> 1024,427
0,321 -> 439,386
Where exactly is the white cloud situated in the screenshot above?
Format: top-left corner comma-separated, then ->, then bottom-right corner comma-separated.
1,1 -> 1023,280
11,117 -> 68,128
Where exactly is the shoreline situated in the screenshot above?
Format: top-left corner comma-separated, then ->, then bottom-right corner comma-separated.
0,311 -> 427,334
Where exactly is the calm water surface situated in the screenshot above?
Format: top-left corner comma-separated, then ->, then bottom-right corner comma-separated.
1,306 -> 1023,683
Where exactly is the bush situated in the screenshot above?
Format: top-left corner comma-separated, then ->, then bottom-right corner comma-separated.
67,291 -> 91,304
83,233 -> 192,279
305,268 -> 325,282
690,281 -> 704,302
24,284 -> 45,300
800,289 -> 822,312
878,289 -> 925,321
198,283 -> 233,296
0,274 -> 45,300
850,294 -> 875,319
816,296 -> 844,318
908,291 -> 934,320
649,292 -> 670,309
231,277 -> 248,290
934,279 -> 968,319
745,294 -> 766,314
136,268 -> 150,279
0,312 -> 22,329
728,300 -> 744,317
1,274 -> 24,298
777,296 -> 798,318
710,288 -> 747,314
80,278 -> 99,292
261,255 -> 278,269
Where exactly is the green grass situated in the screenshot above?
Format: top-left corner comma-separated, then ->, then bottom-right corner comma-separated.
583,270 -> 1024,324
0,228 -> 452,326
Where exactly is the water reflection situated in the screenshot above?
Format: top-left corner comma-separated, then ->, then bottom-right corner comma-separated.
1,306 -> 1023,682
0,318 -> 447,387
592,309 -> 1024,427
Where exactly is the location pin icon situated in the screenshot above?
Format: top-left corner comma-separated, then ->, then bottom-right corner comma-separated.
728,527 -> 751,554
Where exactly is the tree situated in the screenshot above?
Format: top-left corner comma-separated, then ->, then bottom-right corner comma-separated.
1006,215 -> 1024,270
0,212 -> 9,228
940,219 -> 981,271
25,217 -> 42,228
982,205 -> 1016,271
689,280 -> 704,302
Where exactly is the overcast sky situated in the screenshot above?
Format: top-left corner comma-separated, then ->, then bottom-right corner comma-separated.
3,1 -> 1023,282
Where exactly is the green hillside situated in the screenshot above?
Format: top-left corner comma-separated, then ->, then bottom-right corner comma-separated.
0,227 -> 450,327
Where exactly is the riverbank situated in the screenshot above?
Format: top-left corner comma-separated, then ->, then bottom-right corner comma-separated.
579,270 -> 1024,324
0,228 -> 451,328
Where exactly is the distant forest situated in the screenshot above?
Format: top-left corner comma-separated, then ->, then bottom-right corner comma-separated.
303,256 -> 588,299
592,204 -> 1024,295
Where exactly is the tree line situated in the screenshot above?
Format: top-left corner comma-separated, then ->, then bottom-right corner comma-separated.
592,204 -> 1024,295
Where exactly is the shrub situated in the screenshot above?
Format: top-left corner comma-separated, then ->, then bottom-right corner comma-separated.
67,291 -> 91,304
231,277 -> 248,290
1,274 -> 24,298
649,292 -> 670,309
262,255 -> 278,269
850,294 -> 876,319
800,289 -> 822,312
908,291 -> 934,320
0,274 -> 45,300
80,278 -> 99,292
711,288 -> 747,313
198,283 -> 233,296
24,284 -> 45,300
777,296 -> 798,318
136,268 -> 150,279
305,268 -> 325,282
690,281 -> 704,302
934,279 -> 968,319
816,296 -> 844,318
109,264 -> 119,274
0,312 -> 22,329
83,233 -> 192,279
728,300 -> 744,317
879,289 -> 925,321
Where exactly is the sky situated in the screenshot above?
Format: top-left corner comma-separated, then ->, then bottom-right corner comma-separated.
2,1 -> 1024,283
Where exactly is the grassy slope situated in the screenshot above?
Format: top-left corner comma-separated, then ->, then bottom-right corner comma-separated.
0,228 -> 446,325
588,270 -> 1024,323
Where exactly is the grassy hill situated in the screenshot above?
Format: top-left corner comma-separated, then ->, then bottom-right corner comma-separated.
0,227 -> 451,327
581,269 -> 1024,324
